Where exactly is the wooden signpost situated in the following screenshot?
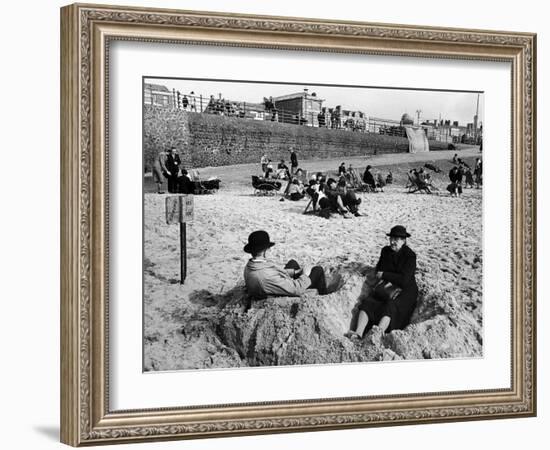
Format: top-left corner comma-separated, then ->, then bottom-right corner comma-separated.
165,195 -> 194,284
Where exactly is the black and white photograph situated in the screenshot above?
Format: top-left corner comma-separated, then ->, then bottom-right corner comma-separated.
143,77 -> 484,372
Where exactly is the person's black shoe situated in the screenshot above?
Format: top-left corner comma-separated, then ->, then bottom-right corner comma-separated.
354,212 -> 362,217
318,208 -> 331,219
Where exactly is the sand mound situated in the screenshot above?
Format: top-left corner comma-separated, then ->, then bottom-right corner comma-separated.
144,153 -> 482,371
144,262 -> 482,371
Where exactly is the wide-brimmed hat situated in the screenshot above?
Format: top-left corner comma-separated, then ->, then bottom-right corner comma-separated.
386,225 -> 411,238
244,230 -> 275,254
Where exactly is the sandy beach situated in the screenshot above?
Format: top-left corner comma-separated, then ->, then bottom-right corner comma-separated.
144,148 -> 483,371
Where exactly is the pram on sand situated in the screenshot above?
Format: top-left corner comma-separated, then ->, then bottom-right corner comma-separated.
252,176 -> 282,196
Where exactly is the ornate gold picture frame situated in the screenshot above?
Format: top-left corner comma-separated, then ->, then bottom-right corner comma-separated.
60,3 -> 536,446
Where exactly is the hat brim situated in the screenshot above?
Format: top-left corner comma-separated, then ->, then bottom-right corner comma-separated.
243,241 -> 275,254
386,233 -> 411,238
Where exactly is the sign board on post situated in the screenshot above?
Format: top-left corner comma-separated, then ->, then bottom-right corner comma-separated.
165,195 -> 194,284
166,195 -> 194,224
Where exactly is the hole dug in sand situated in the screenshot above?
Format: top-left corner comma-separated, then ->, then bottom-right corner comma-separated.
144,267 -> 482,371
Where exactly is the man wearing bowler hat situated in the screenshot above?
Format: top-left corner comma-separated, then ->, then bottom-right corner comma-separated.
243,230 -> 328,299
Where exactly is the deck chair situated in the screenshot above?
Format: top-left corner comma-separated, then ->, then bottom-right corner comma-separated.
303,189 -> 319,214
407,174 -> 432,194
348,168 -> 371,192
353,168 -> 379,193
284,170 -> 309,197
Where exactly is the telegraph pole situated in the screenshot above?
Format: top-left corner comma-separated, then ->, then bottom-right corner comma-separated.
415,109 -> 422,126
473,94 -> 480,143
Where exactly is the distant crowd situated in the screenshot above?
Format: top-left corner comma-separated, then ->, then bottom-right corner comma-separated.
255,150 -> 401,219
447,154 -> 483,196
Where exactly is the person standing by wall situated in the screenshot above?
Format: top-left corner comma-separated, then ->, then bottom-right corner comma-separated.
152,150 -> 169,194
290,147 -> 299,175
260,154 -> 268,174
165,147 -> 181,193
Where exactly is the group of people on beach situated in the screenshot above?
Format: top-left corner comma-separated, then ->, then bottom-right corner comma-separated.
152,147 -> 191,194
305,174 -> 363,218
243,225 -> 418,337
257,152 -> 404,219
406,167 -> 436,193
338,162 -> 394,192
360,164 -> 392,192
260,148 -> 300,180
447,155 -> 483,196
153,147 -> 220,195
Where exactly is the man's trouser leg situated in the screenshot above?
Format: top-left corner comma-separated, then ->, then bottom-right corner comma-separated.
309,266 -> 327,295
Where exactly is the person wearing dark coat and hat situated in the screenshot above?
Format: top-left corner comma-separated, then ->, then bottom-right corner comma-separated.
165,147 -> 182,193
243,230 -> 328,299
346,225 -> 418,338
362,165 -> 376,191
177,169 -> 195,194
338,162 -> 347,176
289,148 -> 299,175
448,165 -> 463,197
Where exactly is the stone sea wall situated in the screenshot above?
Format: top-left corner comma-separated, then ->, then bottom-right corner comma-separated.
144,105 -> 448,169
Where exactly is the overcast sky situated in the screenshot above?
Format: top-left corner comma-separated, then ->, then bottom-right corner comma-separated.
146,77 -> 484,126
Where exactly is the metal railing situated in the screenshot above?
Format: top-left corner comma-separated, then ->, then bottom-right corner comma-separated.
145,88 -> 478,140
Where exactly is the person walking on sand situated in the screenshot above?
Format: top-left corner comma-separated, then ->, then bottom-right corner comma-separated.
448,165 -> 463,197
243,230 -> 329,299
346,225 -> 418,339
474,158 -> 483,188
464,166 -> 475,188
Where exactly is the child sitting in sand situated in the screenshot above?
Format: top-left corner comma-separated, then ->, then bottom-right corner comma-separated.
177,169 -> 194,194
287,178 -> 305,201
277,160 -> 290,179
376,172 -> 386,192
